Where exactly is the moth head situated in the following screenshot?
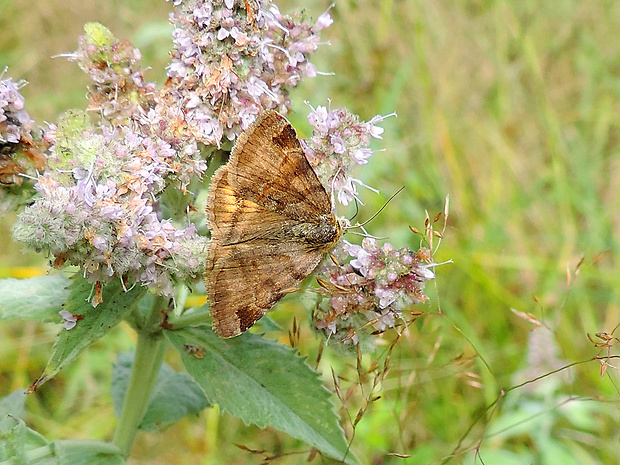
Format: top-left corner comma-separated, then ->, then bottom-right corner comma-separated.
337,216 -> 351,233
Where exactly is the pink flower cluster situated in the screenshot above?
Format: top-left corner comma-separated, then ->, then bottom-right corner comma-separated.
0,75 -> 35,144
314,238 -> 434,345
0,75 -> 47,194
304,105 -> 394,206
164,0 -> 332,145
66,23 -> 157,127
13,114 -> 207,302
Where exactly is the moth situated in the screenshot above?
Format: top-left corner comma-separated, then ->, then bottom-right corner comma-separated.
205,110 -> 346,338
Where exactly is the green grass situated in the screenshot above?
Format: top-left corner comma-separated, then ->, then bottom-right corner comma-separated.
2,0 -> 620,463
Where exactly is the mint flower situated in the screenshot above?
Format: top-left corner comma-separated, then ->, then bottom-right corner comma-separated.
65,23 -> 157,127
304,105 -> 395,205
314,238 -> 434,346
13,112 -> 207,302
164,0 -> 332,145
0,75 -> 35,145
0,74 -> 48,210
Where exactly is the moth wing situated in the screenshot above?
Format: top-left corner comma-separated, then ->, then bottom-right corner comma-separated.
227,110 -> 332,221
207,164 -> 298,246
204,111 -> 340,338
207,240 -> 323,338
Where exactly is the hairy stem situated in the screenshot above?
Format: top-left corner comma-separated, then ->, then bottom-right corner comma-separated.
112,295 -> 168,457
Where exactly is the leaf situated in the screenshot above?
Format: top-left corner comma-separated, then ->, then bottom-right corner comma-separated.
166,326 -> 356,464
0,415 -> 50,463
31,276 -> 145,390
0,392 -> 123,465
111,352 -> 210,431
0,390 -> 27,434
0,275 -> 71,322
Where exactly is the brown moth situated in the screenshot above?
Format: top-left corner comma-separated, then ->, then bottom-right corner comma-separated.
205,110 -> 346,338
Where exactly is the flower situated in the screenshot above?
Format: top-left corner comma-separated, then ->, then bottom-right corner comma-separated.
66,23 -> 157,127
314,237 -> 435,347
163,0 -> 332,146
59,310 -> 80,330
305,105 -> 395,206
0,74 -> 47,186
13,111 -> 208,303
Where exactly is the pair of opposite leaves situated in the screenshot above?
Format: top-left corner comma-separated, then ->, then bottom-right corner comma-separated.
206,111 -> 347,338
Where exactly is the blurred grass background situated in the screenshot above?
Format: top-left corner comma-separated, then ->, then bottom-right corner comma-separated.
2,0 -> 620,464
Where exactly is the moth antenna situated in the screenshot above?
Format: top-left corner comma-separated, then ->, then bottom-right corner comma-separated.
347,230 -> 384,239
348,186 -> 405,231
349,198 -> 360,223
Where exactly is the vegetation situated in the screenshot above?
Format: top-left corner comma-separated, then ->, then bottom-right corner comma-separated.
1,0 -> 618,463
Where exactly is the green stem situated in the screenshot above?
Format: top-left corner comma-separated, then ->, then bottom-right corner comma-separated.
112,295 -> 168,457
166,305 -> 211,329
0,441 -> 121,465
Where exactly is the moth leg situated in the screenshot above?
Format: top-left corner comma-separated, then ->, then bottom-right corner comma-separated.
328,251 -> 340,266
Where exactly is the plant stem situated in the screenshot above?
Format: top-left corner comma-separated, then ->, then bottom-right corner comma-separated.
165,305 -> 211,329
112,295 -> 168,457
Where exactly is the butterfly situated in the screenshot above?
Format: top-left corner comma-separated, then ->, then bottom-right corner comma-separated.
205,110 -> 346,338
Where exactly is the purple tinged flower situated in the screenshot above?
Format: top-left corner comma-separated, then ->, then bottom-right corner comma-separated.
13,104 -> 208,304
304,105 -> 393,206
330,134 -> 346,154
352,148 -> 372,164
314,237 -> 435,346
59,310 -> 78,330
164,0 -> 331,146
0,75 -> 37,148
314,9 -> 333,31
217,27 -> 231,41
375,287 -> 396,308
372,309 -> 397,331
333,174 -> 362,206
193,4 -> 213,24
307,105 -> 330,134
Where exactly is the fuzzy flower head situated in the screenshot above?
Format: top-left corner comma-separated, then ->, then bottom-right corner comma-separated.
66,23 -> 157,127
65,24 -> 204,177
0,75 -> 34,145
0,75 -> 47,184
304,105 -> 394,206
0,74 -> 48,213
314,237 -> 434,347
163,0 -> 332,146
13,111 -> 207,303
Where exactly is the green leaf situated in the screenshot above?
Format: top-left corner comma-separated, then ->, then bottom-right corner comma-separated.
0,392 -> 123,465
0,275 -> 71,322
0,390 -> 27,434
33,276 -> 145,390
111,352 -> 210,431
166,326 -> 356,464
0,415 -> 50,463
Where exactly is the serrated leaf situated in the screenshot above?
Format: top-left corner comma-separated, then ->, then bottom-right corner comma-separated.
32,276 -> 145,390
167,326 -> 356,464
0,275 -> 71,322
111,352 -> 210,431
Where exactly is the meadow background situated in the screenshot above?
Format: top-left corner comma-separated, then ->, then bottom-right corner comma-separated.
1,0 -> 620,463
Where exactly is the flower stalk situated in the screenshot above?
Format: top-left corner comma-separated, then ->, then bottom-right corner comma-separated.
112,295 -> 168,457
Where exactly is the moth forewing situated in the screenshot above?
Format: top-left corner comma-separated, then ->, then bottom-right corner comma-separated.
205,111 -> 344,338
